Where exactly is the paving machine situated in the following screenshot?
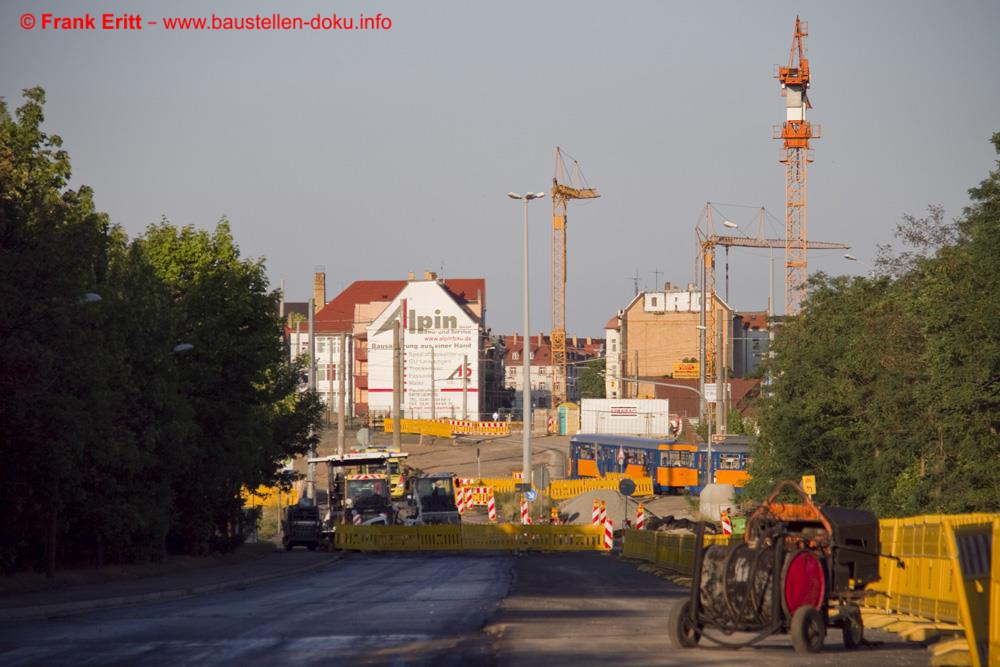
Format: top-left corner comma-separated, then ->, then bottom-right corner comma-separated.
669,480 -> 882,655
307,451 -> 407,537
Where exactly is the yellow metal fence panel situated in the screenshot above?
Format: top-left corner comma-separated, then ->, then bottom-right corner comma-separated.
382,418 -> 453,438
477,477 -> 518,494
336,524 -> 603,552
548,477 -> 654,500
622,529 -> 738,575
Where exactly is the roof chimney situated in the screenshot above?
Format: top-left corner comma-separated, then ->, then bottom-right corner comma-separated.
313,270 -> 326,312
513,332 -> 518,345
664,281 -> 672,291
423,271 -> 437,280
572,336 -> 578,347
407,271 -> 415,281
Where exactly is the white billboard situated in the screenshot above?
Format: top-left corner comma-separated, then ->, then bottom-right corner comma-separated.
580,399 -> 671,436
367,281 -> 480,419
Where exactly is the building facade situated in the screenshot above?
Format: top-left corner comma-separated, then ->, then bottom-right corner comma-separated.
503,333 -> 604,413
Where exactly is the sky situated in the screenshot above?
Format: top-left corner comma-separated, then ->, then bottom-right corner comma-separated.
3,0 -> 998,336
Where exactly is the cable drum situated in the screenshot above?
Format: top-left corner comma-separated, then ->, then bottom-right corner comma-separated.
699,543 -> 776,631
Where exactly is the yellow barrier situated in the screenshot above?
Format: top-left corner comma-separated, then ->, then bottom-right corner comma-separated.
383,418 -> 453,438
548,477 -> 654,500
622,530 -> 745,575
477,477 -> 519,494
335,524 -> 604,552
241,485 -> 297,508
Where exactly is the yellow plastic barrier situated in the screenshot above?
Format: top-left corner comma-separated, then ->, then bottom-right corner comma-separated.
383,418 -> 453,438
241,485 -> 297,508
548,477 -> 654,500
622,530 -> 742,575
335,524 -> 604,552
477,477 -> 519,494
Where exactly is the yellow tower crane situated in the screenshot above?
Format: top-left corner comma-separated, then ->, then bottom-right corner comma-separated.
551,147 -> 599,407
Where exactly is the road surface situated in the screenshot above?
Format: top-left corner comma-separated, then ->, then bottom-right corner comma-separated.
0,552 -> 929,666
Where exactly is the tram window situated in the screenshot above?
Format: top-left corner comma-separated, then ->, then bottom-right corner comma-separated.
664,451 -> 693,466
577,445 -> 595,460
719,453 -> 741,470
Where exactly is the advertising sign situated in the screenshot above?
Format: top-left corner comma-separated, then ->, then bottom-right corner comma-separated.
367,281 -> 479,419
672,362 -> 699,379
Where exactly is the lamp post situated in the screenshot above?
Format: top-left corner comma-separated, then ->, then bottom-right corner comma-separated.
508,190 -> 546,495
844,253 -> 874,275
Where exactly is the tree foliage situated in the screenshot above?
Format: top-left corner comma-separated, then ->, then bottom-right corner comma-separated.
579,358 -> 606,399
0,88 -> 323,572
747,133 -> 1000,515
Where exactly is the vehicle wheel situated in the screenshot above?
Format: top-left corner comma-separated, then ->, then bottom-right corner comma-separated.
840,606 -> 863,650
668,600 -> 702,649
790,605 -> 826,654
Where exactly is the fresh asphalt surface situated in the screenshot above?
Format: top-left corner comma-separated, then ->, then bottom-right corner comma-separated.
0,551 -> 929,666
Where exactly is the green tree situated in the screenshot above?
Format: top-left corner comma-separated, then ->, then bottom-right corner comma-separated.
579,358 -> 606,399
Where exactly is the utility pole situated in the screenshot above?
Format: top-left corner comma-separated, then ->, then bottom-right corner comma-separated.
716,319 -> 725,437
430,348 -> 436,420
633,350 -> 639,399
699,257 -> 707,424
392,319 -> 401,449
306,297 -> 316,504
462,353 -> 469,420
337,333 -> 346,457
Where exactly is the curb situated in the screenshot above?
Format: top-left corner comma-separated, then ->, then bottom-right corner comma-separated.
0,552 -> 342,622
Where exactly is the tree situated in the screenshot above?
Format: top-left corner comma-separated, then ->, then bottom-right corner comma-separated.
747,132 -> 1000,515
579,358 -> 606,399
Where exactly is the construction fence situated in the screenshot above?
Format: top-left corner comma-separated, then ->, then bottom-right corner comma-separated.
623,513 -> 1000,667
335,524 -> 604,552
383,418 -> 511,437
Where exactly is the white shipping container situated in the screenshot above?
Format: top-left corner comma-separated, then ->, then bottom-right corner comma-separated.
580,399 -> 671,436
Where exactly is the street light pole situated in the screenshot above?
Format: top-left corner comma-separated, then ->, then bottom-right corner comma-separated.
508,191 -> 546,494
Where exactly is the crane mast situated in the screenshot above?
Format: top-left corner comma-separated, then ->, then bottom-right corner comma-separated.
551,147 -> 599,408
775,16 -> 821,315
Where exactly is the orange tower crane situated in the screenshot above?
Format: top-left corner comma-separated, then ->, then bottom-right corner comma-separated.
551,147 -> 599,407
775,16 -> 821,315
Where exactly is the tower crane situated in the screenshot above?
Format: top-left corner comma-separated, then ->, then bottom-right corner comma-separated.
551,147 -> 599,408
696,203 -> 847,384
775,16 -> 821,315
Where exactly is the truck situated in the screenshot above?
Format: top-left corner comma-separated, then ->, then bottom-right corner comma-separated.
402,473 -> 462,525
307,451 -> 409,537
281,503 -> 322,551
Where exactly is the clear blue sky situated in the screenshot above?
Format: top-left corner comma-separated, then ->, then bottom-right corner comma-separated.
3,0 -> 998,335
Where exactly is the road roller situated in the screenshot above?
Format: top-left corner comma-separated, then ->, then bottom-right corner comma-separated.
668,480 -> 881,654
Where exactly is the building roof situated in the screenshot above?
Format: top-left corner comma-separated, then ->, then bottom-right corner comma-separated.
502,334 -> 603,366
315,278 -> 485,334
605,316 -> 620,331
737,311 -> 769,331
644,377 -> 762,417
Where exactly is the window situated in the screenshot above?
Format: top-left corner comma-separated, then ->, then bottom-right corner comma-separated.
611,340 -> 617,352
718,453 -> 742,470
651,296 -> 658,307
512,352 -> 519,360
664,451 -> 693,466
318,339 -> 326,353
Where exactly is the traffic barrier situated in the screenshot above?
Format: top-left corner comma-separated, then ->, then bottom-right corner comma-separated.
487,494 -> 497,522
599,500 -> 607,527
720,510 -> 732,535
622,529 -> 738,575
455,486 -> 467,514
636,504 -> 646,531
478,477 -> 519,494
604,518 -> 614,550
382,418 -> 453,438
550,507 -> 559,525
352,512 -> 362,526
548,476 -> 655,500
447,420 -> 511,436
592,498 -> 601,526
335,524 -> 604,552
520,497 -> 531,525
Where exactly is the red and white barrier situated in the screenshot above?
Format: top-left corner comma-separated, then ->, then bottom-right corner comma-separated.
592,498 -> 601,526
520,497 -> 531,525
599,500 -> 607,527
487,493 -> 497,522
603,517 -> 614,550
455,486 -> 467,514
550,507 -> 559,525
721,510 -> 733,536
636,503 -> 646,531
352,512 -> 362,526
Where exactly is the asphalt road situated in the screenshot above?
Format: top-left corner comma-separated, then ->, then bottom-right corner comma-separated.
0,552 -> 930,666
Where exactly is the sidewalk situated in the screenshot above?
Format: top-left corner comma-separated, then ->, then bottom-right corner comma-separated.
0,549 -> 338,622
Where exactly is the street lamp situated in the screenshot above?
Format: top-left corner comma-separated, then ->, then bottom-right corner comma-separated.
172,343 -> 194,354
844,253 -> 874,276
508,191 -> 546,495
722,220 -> 738,229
